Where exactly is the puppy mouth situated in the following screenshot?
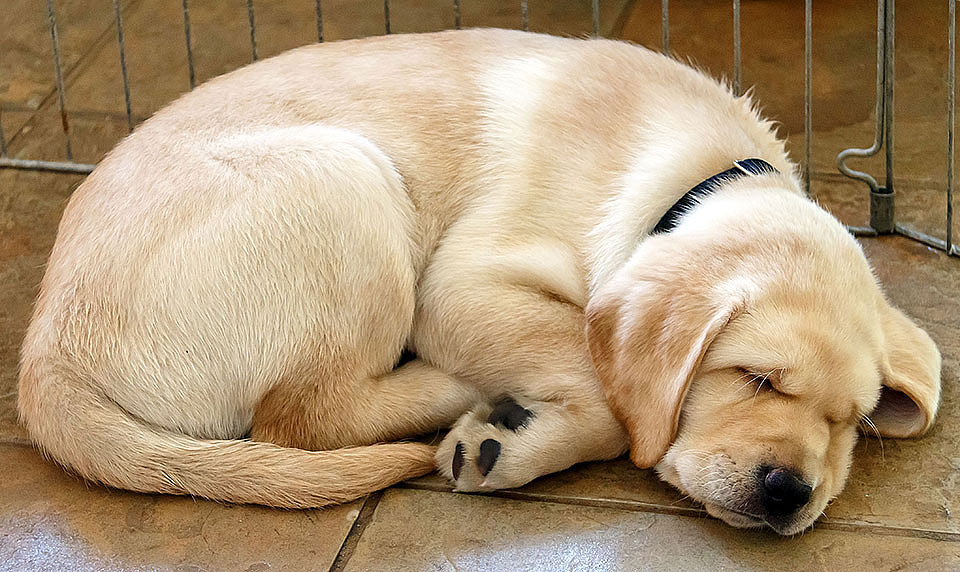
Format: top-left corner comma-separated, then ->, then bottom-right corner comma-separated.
705,502 -> 813,536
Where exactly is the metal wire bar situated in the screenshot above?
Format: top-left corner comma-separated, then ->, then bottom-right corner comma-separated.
884,0 -> 895,193
591,0 -> 599,37
733,0 -> 741,95
112,0 -> 134,132
521,0 -> 529,32
661,0 -> 669,55
384,0 -> 391,34
182,0 -> 196,89
454,0 -> 461,29
804,0 -> 812,196
0,108 -> 7,156
896,224 -> 960,256
949,0 -> 955,254
836,0 -> 887,196
0,157 -> 96,173
316,0 -> 324,42
46,0 -> 73,160
847,225 -> 880,237
247,0 -> 258,61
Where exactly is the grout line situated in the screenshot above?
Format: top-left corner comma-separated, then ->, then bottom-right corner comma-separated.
813,520 -> 960,543
328,490 -> 384,572
397,481 -> 960,542
399,480 -> 705,518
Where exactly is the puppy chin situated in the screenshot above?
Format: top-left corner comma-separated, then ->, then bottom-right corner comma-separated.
706,503 -> 817,536
704,503 -> 765,529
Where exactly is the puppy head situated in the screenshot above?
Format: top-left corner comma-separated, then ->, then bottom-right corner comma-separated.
586,186 -> 941,535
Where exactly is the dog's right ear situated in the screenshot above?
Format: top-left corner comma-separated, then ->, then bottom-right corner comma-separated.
586,244 -> 745,468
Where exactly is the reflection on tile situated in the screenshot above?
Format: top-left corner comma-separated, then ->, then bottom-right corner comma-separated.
0,443 -> 361,572
345,488 -> 960,571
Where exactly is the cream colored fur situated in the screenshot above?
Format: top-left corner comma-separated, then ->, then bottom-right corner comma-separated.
18,29 -> 940,534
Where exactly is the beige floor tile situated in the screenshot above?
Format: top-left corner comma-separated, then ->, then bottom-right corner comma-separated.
5,109 -> 130,164
620,0 -> 953,185
0,169 -> 82,441
0,443 -> 362,572
812,174 -> 959,256
0,111 -> 36,147
813,175 -> 954,250
53,0 -> 631,121
343,488 -> 960,572
0,0 -> 137,108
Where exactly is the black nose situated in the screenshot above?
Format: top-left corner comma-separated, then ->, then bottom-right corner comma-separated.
761,467 -> 812,516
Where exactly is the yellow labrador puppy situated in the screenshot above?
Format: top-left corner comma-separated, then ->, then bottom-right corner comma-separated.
18,29 -> 940,535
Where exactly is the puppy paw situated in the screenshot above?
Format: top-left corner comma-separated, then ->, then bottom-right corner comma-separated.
436,396 -> 539,491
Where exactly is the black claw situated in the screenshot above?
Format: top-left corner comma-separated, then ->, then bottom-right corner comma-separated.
477,439 -> 501,477
452,442 -> 465,480
487,397 -> 534,431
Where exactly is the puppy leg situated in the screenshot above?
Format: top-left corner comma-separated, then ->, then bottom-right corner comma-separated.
251,358 -> 481,450
414,255 -> 630,490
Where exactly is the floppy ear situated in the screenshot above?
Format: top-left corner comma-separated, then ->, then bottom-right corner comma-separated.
586,263 -> 744,468
870,301 -> 941,438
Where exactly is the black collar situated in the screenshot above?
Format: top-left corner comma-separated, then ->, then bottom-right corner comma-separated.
651,158 -> 779,234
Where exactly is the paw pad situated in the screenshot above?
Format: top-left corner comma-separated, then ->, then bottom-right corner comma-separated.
486,396 -> 534,431
452,442 -> 465,480
444,396 -> 536,489
477,439 -> 501,476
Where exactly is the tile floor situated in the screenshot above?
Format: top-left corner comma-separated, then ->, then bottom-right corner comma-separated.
1,1 -> 958,570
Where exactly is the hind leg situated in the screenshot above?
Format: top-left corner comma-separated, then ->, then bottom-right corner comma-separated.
218,125 -> 480,451
251,358 -> 481,450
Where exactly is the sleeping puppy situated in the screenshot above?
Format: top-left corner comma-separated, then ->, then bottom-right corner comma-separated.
18,29 -> 940,535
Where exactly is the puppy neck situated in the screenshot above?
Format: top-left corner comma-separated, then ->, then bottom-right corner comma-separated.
586,148 -> 801,297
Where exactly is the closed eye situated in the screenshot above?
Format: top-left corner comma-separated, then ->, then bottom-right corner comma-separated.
734,367 -> 785,396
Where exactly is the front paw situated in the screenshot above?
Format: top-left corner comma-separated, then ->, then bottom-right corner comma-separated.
436,396 -> 537,492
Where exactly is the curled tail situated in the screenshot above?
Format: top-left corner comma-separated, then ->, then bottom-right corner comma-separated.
17,365 -> 434,508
